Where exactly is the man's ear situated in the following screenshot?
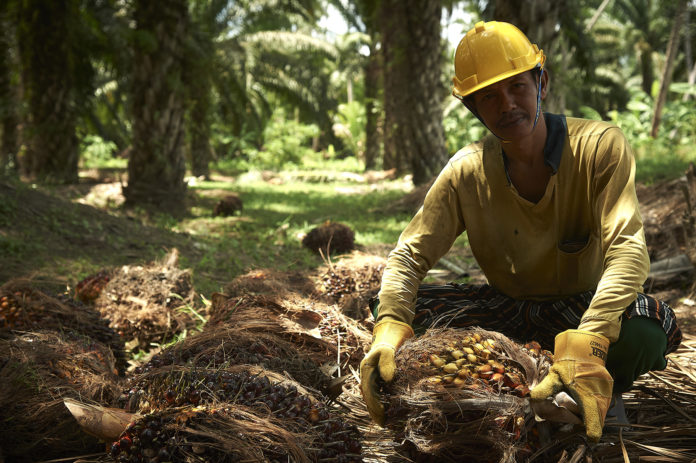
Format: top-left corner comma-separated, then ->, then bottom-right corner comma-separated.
540,69 -> 549,100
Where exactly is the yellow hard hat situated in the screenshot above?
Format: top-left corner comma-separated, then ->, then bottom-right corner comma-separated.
452,21 -> 545,99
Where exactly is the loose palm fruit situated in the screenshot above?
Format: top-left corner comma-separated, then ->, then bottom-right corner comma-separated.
491,362 -> 505,374
429,354 -> 446,368
453,377 -> 468,388
514,384 -> 530,396
504,372 -> 523,388
442,363 -> 458,374
424,376 -> 442,385
524,341 -> 542,355
476,364 -> 492,374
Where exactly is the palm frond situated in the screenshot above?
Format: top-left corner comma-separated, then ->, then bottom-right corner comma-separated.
242,31 -> 338,59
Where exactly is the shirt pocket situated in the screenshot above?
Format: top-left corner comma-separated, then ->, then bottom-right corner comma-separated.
557,234 -> 601,291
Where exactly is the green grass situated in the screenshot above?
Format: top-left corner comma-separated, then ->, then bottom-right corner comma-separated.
634,142 -> 696,184
4,141 -> 692,300
0,163 -> 427,298
176,174 -> 416,295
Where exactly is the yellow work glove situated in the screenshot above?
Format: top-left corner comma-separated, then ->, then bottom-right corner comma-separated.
530,329 -> 613,442
359,319 -> 414,425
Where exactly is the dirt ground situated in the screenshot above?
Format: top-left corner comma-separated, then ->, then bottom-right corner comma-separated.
637,177 -> 696,337
1,172 -> 695,463
2,172 -> 695,339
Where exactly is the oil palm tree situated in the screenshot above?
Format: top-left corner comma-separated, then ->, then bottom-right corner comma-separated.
124,0 -> 190,211
186,0 -> 229,179
610,0 -> 670,96
379,0 -> 448,185
16,0 -> 84,183
214,1 -> 338,158
0,1 -> 19,176
324,0 -> 382,170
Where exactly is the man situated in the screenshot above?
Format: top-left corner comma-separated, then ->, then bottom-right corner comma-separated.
359,21 -> 681,443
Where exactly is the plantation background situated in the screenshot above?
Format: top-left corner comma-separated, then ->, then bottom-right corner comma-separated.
1,3 -> 696,462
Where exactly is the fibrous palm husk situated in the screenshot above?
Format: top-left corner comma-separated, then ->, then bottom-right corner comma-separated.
315,251 -> 386,320
0,331 -> 123,462
106,364 -> 364,462
0,278 -> 127,373
122,325 -> 330,398
208,277 -> 372,372
75,269 -> 112,304
212,193 -> 243,217
222,268 -> 317,299
385,328 -> 552,462
302,221 -> 356,255
338,372 -> 415,463
93,248 -> 200,349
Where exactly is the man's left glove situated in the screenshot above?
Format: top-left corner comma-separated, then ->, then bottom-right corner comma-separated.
530,329 -> 613,442
359,319 -> 414,425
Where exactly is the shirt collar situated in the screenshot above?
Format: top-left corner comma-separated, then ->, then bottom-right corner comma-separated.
500,112 -> 567,183
543,112 -> 567,174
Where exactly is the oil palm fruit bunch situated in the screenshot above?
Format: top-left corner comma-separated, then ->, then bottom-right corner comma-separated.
521,340 -> 554,380
133,340 -> 274,375
0,290 -> 51,329
117,369 -> 363,461
75,270 -> 111,304
302,221 -> 355,255
522,340 -> 554,363
0,292 -> 24,328
417,332 -> 530,396
110,405 -> 361,463
321,270 -> 357,301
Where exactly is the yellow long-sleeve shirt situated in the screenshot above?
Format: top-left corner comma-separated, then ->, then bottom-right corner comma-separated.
377,115 -> 649,342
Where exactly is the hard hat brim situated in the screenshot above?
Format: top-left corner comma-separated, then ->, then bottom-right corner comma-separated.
452,56 -> 545,100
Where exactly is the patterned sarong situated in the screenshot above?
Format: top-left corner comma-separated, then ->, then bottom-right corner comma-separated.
405,283 -> 682,353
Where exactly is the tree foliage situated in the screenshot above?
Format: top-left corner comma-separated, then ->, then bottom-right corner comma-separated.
0,0 -> 694,206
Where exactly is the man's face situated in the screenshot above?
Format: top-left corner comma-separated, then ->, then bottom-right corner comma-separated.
470,70 -> 547,141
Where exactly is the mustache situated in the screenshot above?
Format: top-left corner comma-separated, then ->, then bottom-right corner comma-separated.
497,111 -> 528,127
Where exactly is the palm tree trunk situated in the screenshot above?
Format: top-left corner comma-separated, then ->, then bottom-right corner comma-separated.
650,0 -> 688,138
363,42 -> 381,171
485,0 -> 562,51
0,5 -> 19,177
189,73 -> 212,179
639,42 -> 654,96
379,0 -> 448,185
379,0 -> 404,173
125,0 -> 189,211
17,0 -> 79,183
189,100 -> 212,179
683,8 -> 695,102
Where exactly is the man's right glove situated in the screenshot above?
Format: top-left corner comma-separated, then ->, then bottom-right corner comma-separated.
530,329 -> 613,442
359,319 -> 414,425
